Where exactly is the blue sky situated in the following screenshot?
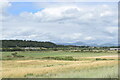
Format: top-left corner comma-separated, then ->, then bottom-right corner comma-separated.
7,2 -> 44,15
1,2 -> 118,44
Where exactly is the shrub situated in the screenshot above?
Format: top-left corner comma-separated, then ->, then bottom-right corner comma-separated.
11,52 -> 24,58
96,58 -> 107,60
24,73 -> 34,77
11,52 -> 17,57
42,56 -> 77,61
16,55 -> 24,58
45,65 -> 54,67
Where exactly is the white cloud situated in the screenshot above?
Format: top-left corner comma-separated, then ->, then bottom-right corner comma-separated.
61,33 -> 82,40
105,27 -> 118,33
2,2 -> 118,44
20,6 -> 83,22
0,0 -> 11,39
0,0 -> 11,14
84,37 -> 94,40
100,11 -> 113,17
19,3 -> 117,27
0,1 -> 11,9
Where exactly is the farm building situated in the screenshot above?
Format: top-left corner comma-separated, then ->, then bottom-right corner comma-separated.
21,47 -> 40,50
21,47 -> 47,50
110,48 -> 120,50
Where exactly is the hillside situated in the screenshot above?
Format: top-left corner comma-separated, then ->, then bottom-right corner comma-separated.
1,40 -> 57,48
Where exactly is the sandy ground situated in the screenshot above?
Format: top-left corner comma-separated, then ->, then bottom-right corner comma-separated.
80,55 -> 118,59
98,55 -> 118,58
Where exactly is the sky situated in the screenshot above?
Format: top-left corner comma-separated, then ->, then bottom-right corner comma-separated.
0,1 -> 118,44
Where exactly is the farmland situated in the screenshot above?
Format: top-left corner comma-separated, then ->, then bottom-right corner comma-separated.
1,51 -> 118,78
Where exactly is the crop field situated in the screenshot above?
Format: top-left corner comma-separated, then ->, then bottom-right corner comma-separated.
1,51 -> 119,78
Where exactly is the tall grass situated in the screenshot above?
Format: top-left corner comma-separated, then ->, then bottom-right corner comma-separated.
50,65 -> 118,78
2,60 -> 118,78
1,51 -> 118,78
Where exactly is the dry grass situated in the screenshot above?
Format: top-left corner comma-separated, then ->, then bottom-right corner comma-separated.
2,52 -> 118,78
2,59 -> 118,78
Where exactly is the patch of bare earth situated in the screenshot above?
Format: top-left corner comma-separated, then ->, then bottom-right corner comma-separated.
82,55 -> 118,59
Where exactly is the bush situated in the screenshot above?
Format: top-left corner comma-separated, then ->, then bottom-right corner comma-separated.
53,49 -> 58,51
11,52 -> 17,57
42,56 -> 77,61
11,52 -> 24,58
24,73 -> 34,77
96,58 -> 107,60
16,55 -> 24,58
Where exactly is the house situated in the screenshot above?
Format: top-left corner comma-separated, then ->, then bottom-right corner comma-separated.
110,48 -> 120,50
21,47 -> 40,50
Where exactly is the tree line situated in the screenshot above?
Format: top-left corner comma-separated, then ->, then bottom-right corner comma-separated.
1,40 -> 58,48
0,40 -> 115,51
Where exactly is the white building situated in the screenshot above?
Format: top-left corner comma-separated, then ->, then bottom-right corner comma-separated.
110,48 -> 120,50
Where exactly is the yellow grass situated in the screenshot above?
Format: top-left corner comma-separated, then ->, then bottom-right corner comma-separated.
2,59 -> 118,78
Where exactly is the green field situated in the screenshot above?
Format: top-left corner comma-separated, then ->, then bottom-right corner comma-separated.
1,51 -> 119,78
1,51 -> 118,60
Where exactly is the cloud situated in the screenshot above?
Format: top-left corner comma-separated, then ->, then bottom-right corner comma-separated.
84,37 -> 94,40
20,6 -> 82,22
105,27 -> 118,33
0,0 -> 11,15
60,33 -> 82,40
19,4 -> 117,28
0,0 -> 12,39
2,2 -> 118,44
0,1 -> 11,10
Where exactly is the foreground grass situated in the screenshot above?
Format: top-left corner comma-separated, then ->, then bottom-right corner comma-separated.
50,65 -> 118,78
2,60 -> 118,78
1,51 -> 118,78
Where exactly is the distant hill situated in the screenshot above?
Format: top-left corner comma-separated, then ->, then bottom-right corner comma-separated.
1,40 -> 57,48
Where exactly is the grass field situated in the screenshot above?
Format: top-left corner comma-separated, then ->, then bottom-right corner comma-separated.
1,51 -> 119,78
1,51 -> 118,60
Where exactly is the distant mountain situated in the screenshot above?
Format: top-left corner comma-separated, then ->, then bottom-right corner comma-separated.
57,41 -> 87,46
99,43 -> 118,47
69,42 -> 87,46
57,41 -> 118,47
